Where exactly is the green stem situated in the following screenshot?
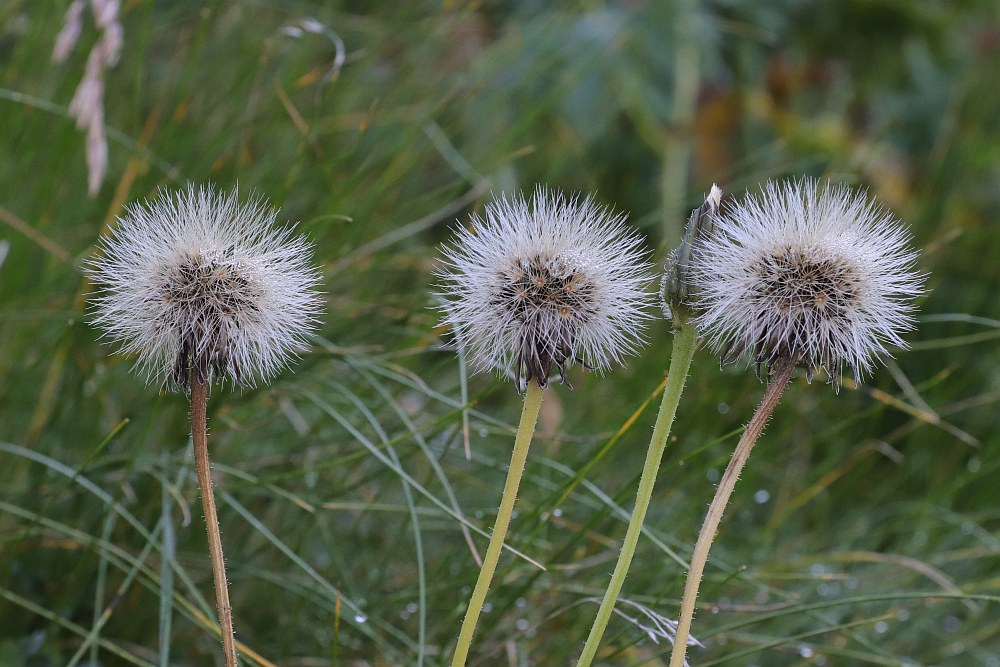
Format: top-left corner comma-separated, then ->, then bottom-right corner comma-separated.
451,379 -> 545,667
190,378 -> 239,667
576,322 -> 698,667
669,356 -> 796,667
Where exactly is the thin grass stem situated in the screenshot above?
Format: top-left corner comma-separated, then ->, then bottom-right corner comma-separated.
576,322 -> 697,666
669,356 -> 796,667
661,0 -> 700,244
451,379 -> 545,667
190,377 -> 239,667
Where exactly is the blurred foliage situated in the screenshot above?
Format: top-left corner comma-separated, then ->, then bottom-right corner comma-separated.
2,0 -> 1000,665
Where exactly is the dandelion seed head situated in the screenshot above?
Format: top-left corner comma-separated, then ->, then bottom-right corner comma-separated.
438,188 -> 652,387
88,184 -> 324,390
692,178 -> 924,388
436,188 -> 653,389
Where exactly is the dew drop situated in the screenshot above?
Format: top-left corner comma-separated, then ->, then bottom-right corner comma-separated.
943,615 -> 961,633
799,646 -> 814,658
354,613 -> 367,624
302,18 -> 324,33
25,630 -> 45,653
816,581 -> 840,597
717,402 -> 729,415
967,457 -> 982,473
753,489 -> 770,504
874,620 -> 889,635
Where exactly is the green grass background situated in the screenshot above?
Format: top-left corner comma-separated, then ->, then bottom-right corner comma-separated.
2,1 -> 1000,665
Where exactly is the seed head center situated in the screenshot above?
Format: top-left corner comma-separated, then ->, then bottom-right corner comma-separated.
163,252 -> 265,387
500,254 -> 595,323
493,253 -> 600,387
754,248 -> 859,320
167,253 -> 262,319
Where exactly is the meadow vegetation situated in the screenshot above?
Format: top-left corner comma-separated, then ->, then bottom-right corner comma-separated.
2,1 -> 999,665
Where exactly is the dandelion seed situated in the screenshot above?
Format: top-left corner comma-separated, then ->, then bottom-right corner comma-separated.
436,187 -> 653,390
87,183 -> 323,667
692,178 -> 924,388
669,178 -> 926,667
436,187 -> 653,667
88,184 -> 323,390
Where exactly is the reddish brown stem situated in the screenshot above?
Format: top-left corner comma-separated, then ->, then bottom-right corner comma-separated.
190,377 -> 239,667
669,356 -> 796,666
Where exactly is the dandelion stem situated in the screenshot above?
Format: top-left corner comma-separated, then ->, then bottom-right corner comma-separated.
451,379 -> 544,667
190,377 -> 239,667
669,356 -> 795,667
576,322 -> 697,667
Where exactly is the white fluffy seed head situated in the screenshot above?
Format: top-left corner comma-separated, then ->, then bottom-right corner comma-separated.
435,187 -> 654,390
692,178 -> 925,388
88,184 -> 324,391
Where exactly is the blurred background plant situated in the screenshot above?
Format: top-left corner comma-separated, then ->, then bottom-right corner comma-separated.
1,1 -> 999,665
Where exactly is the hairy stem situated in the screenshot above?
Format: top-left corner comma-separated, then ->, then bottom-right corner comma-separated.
190,377 -> 239,667
669,356 -> 796,667
576,322 -> 698,666
451,379 -> 544,667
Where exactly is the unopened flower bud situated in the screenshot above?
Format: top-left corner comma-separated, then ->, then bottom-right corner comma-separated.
662,184 -> 722,326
